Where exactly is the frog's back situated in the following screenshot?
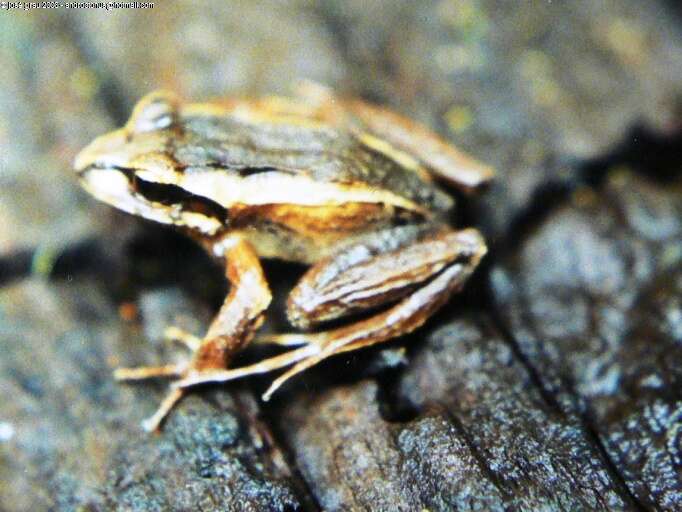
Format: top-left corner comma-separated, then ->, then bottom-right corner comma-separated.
175,106 -> 454,214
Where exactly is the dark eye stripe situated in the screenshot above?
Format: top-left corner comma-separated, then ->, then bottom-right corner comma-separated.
110,166 -> 229,223
136,179 -> 228,220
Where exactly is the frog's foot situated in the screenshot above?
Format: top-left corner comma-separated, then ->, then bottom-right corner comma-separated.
117,333 -> 320,431
175,228 -> 487,401
114,327 -> 273,432
113,331 -> 253,432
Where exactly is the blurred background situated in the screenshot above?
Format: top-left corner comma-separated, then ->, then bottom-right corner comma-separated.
1,2 -> 681,511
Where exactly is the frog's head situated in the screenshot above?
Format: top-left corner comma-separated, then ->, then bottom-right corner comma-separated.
74,91 -> 224,235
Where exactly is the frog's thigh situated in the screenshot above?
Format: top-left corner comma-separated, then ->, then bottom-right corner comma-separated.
287,226 -> 476,329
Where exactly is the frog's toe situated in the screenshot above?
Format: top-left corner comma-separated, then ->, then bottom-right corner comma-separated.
114,363 -> 186,381
252,333 -> 318,347
140,388 -> 185,433
163,325 -> 202,351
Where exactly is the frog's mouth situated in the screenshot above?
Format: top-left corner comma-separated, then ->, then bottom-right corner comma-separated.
77,164 -> 228,236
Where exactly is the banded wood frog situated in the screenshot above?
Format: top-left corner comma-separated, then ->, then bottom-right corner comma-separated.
74,85 -> 493,431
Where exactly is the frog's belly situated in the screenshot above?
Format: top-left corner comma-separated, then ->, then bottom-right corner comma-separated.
230,202 -> 412,263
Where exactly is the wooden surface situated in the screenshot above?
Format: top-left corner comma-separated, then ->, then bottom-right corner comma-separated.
1,2 -> 682,510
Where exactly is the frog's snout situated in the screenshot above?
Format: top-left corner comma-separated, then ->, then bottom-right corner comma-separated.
74,129 -> 129,175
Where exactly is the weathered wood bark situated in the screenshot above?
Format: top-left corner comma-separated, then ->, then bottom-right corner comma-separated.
1,1 -> 681,511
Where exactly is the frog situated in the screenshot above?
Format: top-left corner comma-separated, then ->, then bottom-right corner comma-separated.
74,84 -> 493,431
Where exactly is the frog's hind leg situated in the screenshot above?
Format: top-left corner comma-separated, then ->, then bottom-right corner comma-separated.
115,236 -> 272,431
175,227 -> 487,400
261,232 -> 485,399
285,225 -> 478,330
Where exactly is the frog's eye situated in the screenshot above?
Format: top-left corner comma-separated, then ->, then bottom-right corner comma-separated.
127,90 -> 179,134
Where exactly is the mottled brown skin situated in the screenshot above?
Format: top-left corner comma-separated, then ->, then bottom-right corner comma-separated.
74,87 -> 492,431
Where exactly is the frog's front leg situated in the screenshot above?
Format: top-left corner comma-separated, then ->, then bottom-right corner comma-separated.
175,226 -> 487,400
114,236 -> 272,431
